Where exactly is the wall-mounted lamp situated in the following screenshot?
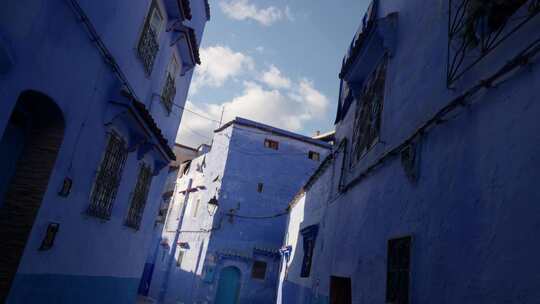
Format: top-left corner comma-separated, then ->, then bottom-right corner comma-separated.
207,196 -> 219,215
58,177 -> 73,197
39,222 -> 60,251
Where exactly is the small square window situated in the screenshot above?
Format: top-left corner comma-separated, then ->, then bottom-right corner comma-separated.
308,151 -> 320,161
257,183 -> 264,193
264,139 -> 279,150
251,260 -> 267,280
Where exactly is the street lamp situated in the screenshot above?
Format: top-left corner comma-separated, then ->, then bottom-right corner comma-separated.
207,196 -> 219,215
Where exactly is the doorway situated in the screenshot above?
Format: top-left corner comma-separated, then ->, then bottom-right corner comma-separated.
215,266 -> 241,304
0,90 -> 65,302
330,276 -> 352,304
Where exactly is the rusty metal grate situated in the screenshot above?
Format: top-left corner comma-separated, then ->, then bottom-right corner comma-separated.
125,163 -> 153,229
351,56 -> 388,166
87,132 -> 128,219
447,0 -> 540,86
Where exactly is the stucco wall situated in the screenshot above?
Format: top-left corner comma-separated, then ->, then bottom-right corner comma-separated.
279,0 -> 540,303
0,0 -> 206,302
151,120 -> 331,303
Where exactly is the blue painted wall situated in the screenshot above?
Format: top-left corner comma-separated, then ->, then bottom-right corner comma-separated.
150,118 -> 331,303
0,0 -> 207,302
279,0 -> 540,303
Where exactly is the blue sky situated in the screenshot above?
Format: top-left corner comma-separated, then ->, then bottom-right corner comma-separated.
177,0 -> 370,147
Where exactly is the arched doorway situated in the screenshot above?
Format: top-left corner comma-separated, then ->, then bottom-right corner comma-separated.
215,266 -> 241,304
0,90 -> 65,302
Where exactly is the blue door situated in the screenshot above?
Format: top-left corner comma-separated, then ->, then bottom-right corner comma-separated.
215,266 -> 241,304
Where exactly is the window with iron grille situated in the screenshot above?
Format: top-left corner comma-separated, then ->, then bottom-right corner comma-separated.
264,139 -> 279,150
87,132 -> 128,219
137,0 -> 163,76
351,56 -> 388,166
161,55 -> 180,114
125,163 -> 154,229
386,236 -> 411,304
251,260 -> 267,280
447,0 -> 540,86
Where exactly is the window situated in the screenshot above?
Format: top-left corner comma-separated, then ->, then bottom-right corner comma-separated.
125,163 -> 154,229
351,56 -> 388,166
386,236 -> 411,304
137,0 -> 163,75
308,151 -> 320,161
447,0 -> 539,85
300,225 -> 319,278
264,139 -> 279,150
176,251 -> 184,267
87,132 -> 128,219
156,196 -> 171,223
191,198 -> 200,217
161,55 -> 181,114
257,183 -> 264,193
330,276 -> 352,304
251,260 -> 267,280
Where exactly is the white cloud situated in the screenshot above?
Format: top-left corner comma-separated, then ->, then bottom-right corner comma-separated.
177,80 -> 329,147
219,0 -> 284,26
285,5 -> 295,21
190,46 -> 254,94
260,65 -> 291,89
255,46 -> 265,53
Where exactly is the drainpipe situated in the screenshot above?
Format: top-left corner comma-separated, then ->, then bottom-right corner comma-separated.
158,178 -> 193,303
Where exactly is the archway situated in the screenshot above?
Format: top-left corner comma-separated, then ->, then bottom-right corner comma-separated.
0,90 -> 65,302
215,266 -> 241,304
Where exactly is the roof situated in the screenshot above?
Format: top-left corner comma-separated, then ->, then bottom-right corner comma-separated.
131,99 -> 176,160
174,142 -> 198,152
204,0 -> 211,20
313,130 -> 335,143
178,0 -> 192,20
187,28 -> 201,65
214,117 -> 333,149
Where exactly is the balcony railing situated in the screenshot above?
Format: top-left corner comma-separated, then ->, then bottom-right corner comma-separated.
447,0 -> 540,86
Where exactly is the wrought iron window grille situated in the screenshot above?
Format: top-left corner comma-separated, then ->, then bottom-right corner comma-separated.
447,0 -> 540,86
161,73 -> 176,114
350,56 -> 388,168
137,1 -> 162,76
87,132 -> 128,220
125,163 -> 154,230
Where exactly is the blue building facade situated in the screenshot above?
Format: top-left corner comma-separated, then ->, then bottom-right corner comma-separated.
0,1 -> 208,303
278,0 -> 540,303
148,118 -> 331,303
